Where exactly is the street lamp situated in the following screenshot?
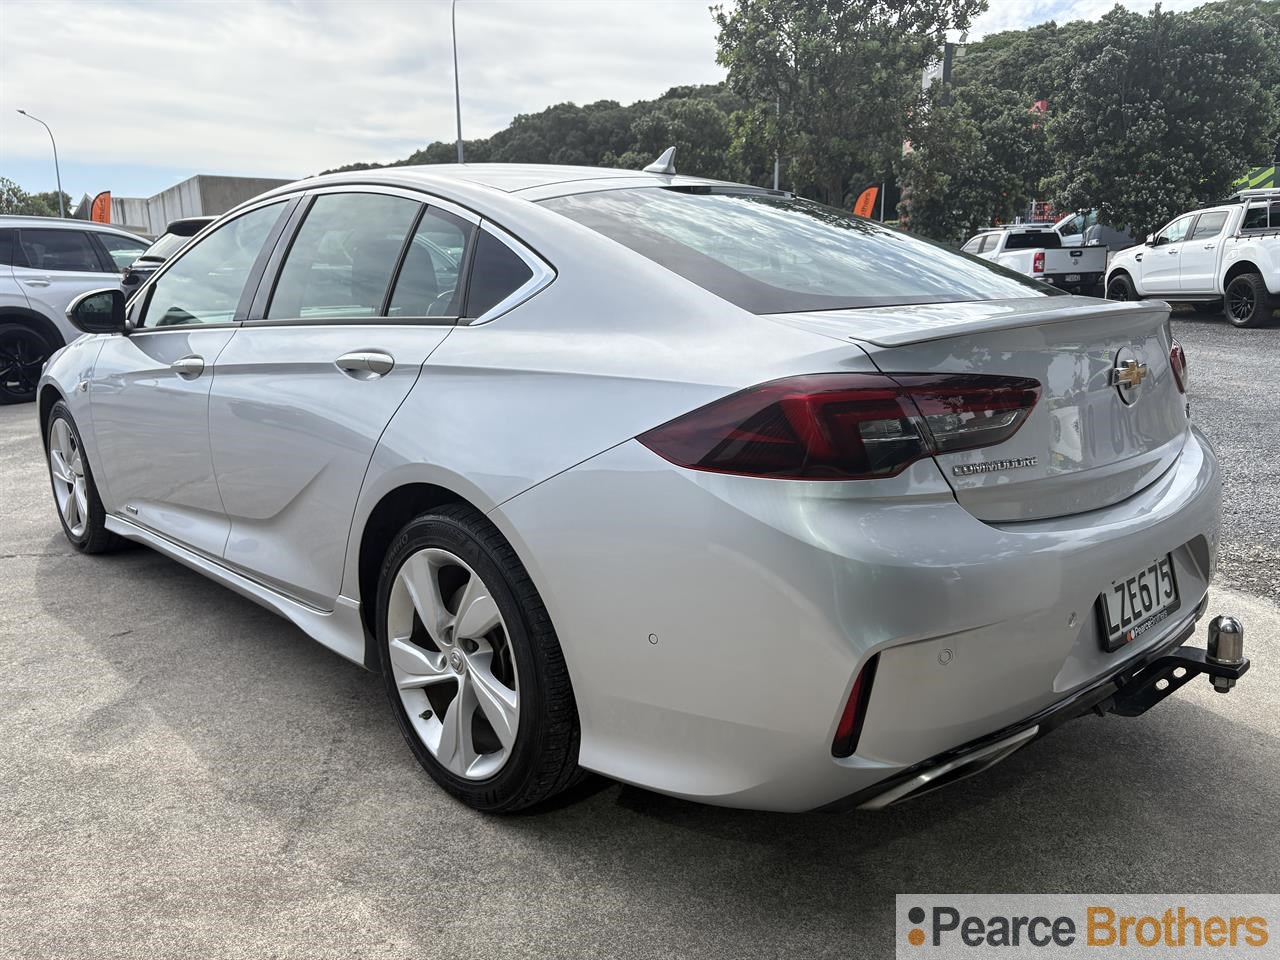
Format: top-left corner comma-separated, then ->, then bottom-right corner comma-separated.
16,110 -> 65,218
452,0 -> 464,163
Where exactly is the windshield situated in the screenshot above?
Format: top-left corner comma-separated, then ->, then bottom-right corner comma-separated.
141,231 -> 197,262
541,188 -> 1059,313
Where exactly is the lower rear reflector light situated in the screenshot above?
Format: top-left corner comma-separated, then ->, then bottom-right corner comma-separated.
832,654 -> 879,758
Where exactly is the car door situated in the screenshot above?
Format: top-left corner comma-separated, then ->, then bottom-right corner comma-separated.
1141,214 -> 1193,293
207,189 -> 474,609
88,199 -> 293,556
11,226 -> 123,344
1179,210 -> 1229,293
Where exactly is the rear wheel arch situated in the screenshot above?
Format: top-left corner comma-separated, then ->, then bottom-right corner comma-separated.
0,307 -> 66,352
1222,260 -> 1262,289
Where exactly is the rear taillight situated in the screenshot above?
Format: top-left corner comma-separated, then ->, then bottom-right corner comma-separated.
1170,339 -> 1188,393
638,373 -> 1041,481
1032,250 -> 1045,274
832,654 -> 879,758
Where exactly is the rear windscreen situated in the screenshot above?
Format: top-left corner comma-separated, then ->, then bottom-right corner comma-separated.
1004,232 -> 1062,250
540,188 -> 1059,314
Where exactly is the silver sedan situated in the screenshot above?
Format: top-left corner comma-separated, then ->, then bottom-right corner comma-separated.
37,162 -> 1246,812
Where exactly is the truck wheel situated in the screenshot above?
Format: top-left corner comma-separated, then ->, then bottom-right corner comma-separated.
1224,273 -> 1272,328
1105,274 -> 1137,301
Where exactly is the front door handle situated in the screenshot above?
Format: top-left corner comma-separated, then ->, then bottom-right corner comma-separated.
1203,243 -> 1217,249
171,355 -> 205,379
335,351 -> 395,380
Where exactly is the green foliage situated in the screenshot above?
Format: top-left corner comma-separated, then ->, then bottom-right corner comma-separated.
712,0 -> 985,205
1043,1 -> 1280,236
0,177 -> 70,218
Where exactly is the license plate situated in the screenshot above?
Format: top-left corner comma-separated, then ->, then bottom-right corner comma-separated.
1097,555 -> 1179,652
1065,273 -> 1081,282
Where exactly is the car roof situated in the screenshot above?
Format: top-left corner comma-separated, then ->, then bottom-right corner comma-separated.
0,215 -> 145,238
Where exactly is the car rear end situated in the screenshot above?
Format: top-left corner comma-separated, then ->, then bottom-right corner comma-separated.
514,186 -> 1241,811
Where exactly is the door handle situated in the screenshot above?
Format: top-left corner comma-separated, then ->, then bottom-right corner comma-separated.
22,277 -> 51,287
1168,249 -> 1179,255
170,355 -> 205,379
335,351 -> 395,380
1203,243 -> 1216,249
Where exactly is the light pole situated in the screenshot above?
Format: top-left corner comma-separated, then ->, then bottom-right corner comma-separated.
452,0 -> 464,163
16,110 -> 65,218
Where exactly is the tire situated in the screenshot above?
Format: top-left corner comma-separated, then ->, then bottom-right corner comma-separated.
0,322 -> 53,405
1224,272 -> 1272,328
46,401 -> 120,553
1192,300 -> 1223,315
376,503 -> 583,812
1105,273 -> 1137,301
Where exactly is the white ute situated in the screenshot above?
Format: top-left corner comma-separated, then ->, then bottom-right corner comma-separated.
961,224 -> 1107,295
1106,188 -> 1280,328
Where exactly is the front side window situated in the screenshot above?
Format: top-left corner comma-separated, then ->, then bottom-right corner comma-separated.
17,229 -> 102,272
387,208 -> 475,318
542,189 -> 1057,314
0,229 -> 16,266
96,232 -> 148,270
1190,211 -> 1228,240
267,192 -> 419,320
960,236 -> 983,254
1156,216 -> 1192,246
141,202 -> 285,327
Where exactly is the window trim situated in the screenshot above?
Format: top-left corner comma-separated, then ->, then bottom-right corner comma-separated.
458,220 -> 556,326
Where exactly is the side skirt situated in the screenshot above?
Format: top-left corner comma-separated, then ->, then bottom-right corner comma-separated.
105,514 -> 369,666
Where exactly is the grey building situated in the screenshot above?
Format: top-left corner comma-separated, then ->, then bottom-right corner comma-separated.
111,174 -> 293,236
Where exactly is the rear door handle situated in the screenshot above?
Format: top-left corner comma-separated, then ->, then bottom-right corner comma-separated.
170,355 -> 205,379
22,277 -> 51,287
1203,243 -> 1217,249
335,351 -> 395,380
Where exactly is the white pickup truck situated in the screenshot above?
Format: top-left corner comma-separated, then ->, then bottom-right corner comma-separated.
1105,189 -> 1280,327
961,225 -> 1107,295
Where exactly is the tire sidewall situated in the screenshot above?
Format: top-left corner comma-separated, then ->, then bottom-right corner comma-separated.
376,511 -> 552,809
0,323 -> 52,405
46,401 -> 96,550
1106,274 -> 1135,301
1225,274 -> 1268,328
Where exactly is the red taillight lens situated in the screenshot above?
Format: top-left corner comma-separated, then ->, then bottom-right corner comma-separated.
832,654 -> 879,758
1032,250 -> 1045,274
1170,339 -> 1188,393
638,373 -> 1040,480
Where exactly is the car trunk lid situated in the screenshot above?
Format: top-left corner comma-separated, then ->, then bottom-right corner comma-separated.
767,298 -> 1189,521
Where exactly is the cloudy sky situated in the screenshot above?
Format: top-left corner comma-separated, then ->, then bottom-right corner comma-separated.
1,0 -> 1213,201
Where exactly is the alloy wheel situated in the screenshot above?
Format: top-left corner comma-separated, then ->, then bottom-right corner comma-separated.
1227,281 -> 1256,323
386,547 -> 521,780
48,418 -> 89,538
1105,279 -> 1130,301
0,328 -> 48,402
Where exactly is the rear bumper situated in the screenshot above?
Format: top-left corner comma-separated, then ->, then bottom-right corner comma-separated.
495,426 -> 1222,812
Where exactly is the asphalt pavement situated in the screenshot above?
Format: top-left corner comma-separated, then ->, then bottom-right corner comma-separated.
2,317 -> 1279,959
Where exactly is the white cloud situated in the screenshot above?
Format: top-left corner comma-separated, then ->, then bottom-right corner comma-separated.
0,0 -> 1224,197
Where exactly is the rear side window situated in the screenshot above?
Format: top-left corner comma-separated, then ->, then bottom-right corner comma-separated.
541,189 -> 1056,314
268,193 -> 420,320
96,232 -> 148,270
0,229 -> 17,266
1004,232 -> 1061,250
465,230 -> 533,317
388,208 -> 475,318
17,229 -> 102,272
1190,211 -> 1228,239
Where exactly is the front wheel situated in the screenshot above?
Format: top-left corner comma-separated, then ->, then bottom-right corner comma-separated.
0,323 -> 53,405
1105,274 -> 1137,301
377,504 -> 583,812
1224,272 -> 1273,328
46,401 -> 119,553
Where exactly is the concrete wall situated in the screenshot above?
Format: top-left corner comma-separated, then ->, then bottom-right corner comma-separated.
111,175 -> 292,236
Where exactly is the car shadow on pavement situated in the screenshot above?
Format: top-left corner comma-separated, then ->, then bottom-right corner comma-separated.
27,537 -> 1280,957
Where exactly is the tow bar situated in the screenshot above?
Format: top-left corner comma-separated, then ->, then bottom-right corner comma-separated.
1108,615 -> 1250,717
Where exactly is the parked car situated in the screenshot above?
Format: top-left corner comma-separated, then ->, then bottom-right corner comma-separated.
38,161 -> 1246,813
1106,189 -> 1280,327
1053,209 -> 1136,251
961,225 -> 1107,295
121,216 -> 216,291
0,217 -> 147,404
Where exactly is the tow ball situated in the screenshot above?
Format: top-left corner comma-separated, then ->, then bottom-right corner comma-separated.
1107,614 -> 1250,717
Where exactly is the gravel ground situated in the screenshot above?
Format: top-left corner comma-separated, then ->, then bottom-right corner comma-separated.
1170,309 -> 1280,602
2,314 -> 1279,958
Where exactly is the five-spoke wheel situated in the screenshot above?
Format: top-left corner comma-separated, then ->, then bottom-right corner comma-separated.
48,416 -> 89,538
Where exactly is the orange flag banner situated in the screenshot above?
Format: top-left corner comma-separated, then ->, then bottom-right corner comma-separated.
90,191 -> 112,223
853,186 -> 878,218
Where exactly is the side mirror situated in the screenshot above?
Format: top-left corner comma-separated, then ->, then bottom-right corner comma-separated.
66,288 -> 127,335
1145,233 -> 1155,246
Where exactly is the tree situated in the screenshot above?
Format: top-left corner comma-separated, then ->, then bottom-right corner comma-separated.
1043,2 -> 1280,236
0,177 -> 71,218
712,0 -> 986,206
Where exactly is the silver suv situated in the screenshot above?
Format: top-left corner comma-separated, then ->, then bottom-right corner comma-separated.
0,216 -> 148,404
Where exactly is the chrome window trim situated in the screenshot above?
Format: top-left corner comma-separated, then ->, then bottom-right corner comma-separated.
304,183 -> 481,226
463,220 -> 557,325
